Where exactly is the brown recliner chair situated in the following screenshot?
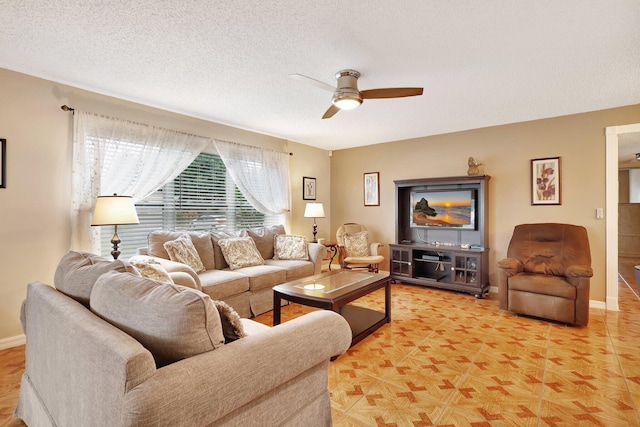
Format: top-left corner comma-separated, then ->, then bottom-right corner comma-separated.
497,223 -> 593,326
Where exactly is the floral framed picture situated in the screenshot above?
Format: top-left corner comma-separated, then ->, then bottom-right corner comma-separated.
302,176 -> 316,200
531,157 -> 561,205
364,172 -> 380,206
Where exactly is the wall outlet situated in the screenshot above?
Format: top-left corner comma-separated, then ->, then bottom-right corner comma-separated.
596,208 -> 604,219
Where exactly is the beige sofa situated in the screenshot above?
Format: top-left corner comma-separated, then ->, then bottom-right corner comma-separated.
15,252 -> 351,426
135,225 -> 327,318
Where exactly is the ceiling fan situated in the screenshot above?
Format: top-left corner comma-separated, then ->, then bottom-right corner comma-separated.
290,69 -> 423,119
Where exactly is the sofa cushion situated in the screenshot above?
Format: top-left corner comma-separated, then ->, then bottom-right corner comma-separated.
264,259 -> 314,281
235,264 -> 287,291
218,237 -> 265,270
240,225 -> 286,259
198,269 -> 250,300
148,231 -> 215,270
210,230 -> 239,270
343,231 -> 369,257
90,270 -> 225,367
54,251 -> 139,306
129,257 -> 174,284
212,300 -> 247,343
164,234 -> 206,273
274,235 -> 309,260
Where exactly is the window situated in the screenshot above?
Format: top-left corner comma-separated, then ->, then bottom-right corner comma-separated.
101,153 -> 283,258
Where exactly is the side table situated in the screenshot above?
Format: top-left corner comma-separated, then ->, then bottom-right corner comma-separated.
322,242 -> 339,271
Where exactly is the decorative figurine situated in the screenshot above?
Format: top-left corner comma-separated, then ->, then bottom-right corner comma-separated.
467,157 -> 482,176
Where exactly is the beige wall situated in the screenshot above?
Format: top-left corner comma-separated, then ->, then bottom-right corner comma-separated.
330,104 -> 640,304
0,68 -> 330,343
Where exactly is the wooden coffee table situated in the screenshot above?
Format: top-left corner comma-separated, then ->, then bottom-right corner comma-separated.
273,270 -> 391,347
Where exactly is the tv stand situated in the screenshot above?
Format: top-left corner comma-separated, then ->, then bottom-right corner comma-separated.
391,175 -> 490,298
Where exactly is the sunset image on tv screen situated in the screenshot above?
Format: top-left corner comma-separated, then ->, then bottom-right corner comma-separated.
412,190 -> 472,226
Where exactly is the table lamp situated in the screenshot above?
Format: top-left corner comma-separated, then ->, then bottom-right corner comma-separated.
91,194 -> 139,259
303,202 -> 325,243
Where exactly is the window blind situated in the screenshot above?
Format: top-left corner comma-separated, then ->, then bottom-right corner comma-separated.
100,153 -> 283,258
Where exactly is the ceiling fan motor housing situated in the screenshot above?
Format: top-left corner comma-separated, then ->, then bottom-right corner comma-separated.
332,69 -> 362,108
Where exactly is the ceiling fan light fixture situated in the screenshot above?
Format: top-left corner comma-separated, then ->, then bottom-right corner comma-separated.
332,96 -> 362,110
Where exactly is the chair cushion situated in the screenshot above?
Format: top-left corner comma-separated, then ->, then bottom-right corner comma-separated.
274,234 -> 309,260
163,234 -> 206,273
53,251 -> 140,306
343,231 -> 370,257
90,270 -> 225,367
508,273 -> 576,300
218,237 -> 265,270
129,257 -> 174,284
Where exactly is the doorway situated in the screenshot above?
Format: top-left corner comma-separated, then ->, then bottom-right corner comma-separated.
605,123 -> 640,311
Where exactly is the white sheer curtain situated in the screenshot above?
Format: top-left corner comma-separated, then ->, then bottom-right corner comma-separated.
213,139 -> 291,215
71,111 -> 210,253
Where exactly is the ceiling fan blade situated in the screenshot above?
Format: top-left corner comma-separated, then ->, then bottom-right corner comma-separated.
361,87 -> 424,99
322,104 -> 340,119
289,74 -> 335,92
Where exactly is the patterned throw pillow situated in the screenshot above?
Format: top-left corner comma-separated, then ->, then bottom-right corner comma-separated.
343,231 -> 370,257
218,237 -> 265,270
129,257 -> 174,284
163,234 -> 206,273
212,300 -> 247,343
274,234 -> 309,260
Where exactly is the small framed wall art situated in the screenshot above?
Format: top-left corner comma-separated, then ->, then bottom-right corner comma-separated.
531,157 -> 561,205
364,172 -> 380,206
303,176 -> 316,200
0,139 -> 5,189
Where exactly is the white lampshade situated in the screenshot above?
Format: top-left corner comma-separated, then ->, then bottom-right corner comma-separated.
91,194 -> 139,226
304,202 -> 325,218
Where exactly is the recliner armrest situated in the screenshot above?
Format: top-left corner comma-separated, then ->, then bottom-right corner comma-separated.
565,264 -> 594,279
497,258 -> 523,276
369,243 -> 383,256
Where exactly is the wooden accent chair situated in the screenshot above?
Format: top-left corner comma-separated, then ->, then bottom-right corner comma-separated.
497,223 -> 593,326
336,223 -> 384,273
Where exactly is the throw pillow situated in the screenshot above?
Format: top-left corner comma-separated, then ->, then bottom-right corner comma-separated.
210,230 -> 239,270
53,251 -> 140,306
343,231 -> 370,258
129,257 -> 174,284
218,237 -> 265,270
163,234 -> 206,273
212,300 -> 247,343
90,270 -> 225,367
148,231 -> 215,270
274,234 -> 309,260
241,225 -> 286,259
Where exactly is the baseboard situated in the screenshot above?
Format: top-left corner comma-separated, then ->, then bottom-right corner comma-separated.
489,286 -> 498,294
0,334 -> 25,350
589,300 -> 606,310
606,296 -> 620,311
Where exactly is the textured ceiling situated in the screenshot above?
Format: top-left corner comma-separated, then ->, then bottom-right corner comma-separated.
1,1 -> 639,151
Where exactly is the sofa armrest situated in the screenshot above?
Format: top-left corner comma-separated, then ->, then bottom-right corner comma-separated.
129,255 -> 202,291
122,310 -> 351,426
308,242 -> 328,275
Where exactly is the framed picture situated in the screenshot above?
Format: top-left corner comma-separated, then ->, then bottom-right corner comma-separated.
364,172 -> 380,206
0,139 -> 5,189
531,157 -> 561,205
302,176 -> 316,200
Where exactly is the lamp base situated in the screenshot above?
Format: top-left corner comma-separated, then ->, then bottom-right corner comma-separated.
312,223 -> 318,243
110,227 -> 121,260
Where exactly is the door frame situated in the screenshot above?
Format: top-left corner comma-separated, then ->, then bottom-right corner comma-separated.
606,122 -> 640,311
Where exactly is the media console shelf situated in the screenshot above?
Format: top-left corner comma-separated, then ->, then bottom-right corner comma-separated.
391,175 -> 490,298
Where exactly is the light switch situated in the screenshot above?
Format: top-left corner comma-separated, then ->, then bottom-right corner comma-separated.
596,208 -> 603,219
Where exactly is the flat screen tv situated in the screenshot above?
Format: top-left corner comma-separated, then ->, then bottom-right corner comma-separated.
410,189 -> 476,230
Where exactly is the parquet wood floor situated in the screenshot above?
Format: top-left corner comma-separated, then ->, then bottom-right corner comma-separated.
2,259 -> 640,426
